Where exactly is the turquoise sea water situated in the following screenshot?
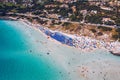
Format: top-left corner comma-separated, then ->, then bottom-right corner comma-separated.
0,20 -> 67,80
1,20 -> 120,80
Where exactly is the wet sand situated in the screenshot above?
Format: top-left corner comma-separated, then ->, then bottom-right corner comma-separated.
8,20 -> 120,80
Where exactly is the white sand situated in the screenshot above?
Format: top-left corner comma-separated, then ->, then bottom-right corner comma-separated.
9,20 -> 120,80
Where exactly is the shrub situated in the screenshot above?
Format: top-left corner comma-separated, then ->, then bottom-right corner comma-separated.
62,22 -> 71,26
90,29 -> 96,33
97,32 -> 103,36
116,28 -> 120,32
98,26 -> 112,31
112,35 -> 119,40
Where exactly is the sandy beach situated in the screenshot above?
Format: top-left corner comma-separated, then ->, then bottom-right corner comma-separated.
29,18 -> 120,53
7,17 -> 120,53
9,19 -> 120,80
0,0 -> 119,79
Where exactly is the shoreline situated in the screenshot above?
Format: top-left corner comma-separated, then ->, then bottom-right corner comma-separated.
1,18 -> 120,80
0,16 -> 18,21
19,18 -> 120,54
1,16 -> 120,54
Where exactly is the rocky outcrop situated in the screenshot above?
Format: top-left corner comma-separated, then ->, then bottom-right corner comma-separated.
110,51 -> 120,56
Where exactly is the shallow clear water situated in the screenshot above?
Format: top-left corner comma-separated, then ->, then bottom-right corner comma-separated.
0,20 -> 67,80
1,20 -> 120,80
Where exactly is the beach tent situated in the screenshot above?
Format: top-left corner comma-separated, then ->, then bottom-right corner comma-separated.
51,32 -> 73,46
43,29 -> 73,46
44,30 -> 53,36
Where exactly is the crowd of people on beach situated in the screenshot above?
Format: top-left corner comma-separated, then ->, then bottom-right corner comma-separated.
72,36 -> 120,51
22,19 -> 120,52
39,26 -> 120,52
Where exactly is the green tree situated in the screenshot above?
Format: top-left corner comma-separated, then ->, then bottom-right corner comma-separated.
115,18 -> 120,26
86,14 -> 102,24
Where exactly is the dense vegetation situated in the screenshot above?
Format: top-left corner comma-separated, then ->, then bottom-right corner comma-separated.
0,0 -> 120,41
0,1 -> 120,26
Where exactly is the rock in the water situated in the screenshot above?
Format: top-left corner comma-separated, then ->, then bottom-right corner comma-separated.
110,51 -> 120,56
47,52 -> 50,55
